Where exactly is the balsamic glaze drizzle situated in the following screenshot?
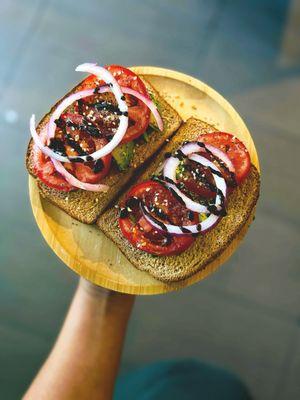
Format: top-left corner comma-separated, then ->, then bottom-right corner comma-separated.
48,138 -> 67,156
65,133 -> 87,156
196,141 -> 237,186
153,142 -> 230,217
93,159 -> 104,173
52,90 -> 125,162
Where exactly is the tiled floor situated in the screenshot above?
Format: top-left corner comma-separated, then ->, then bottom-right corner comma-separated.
0,0 -> 299,399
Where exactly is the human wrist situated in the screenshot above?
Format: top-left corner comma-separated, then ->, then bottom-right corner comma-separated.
78,278 -> 135,307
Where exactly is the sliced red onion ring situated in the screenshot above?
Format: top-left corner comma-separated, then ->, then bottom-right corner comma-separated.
30,62 -> 163,192
46,84 -> 163,191
189,153 -> 227,204
180,141 -> 235,173
31,67 -> 163,163
163,151 -> 227,214
91,85 -> 163,130
51,158 -> 109,192
31,63 -> 128,163
35,126 -> 108,192
141,202 -> 220,236
30,115 -> 69,162
120,87 -> 163,131
47,89 -> 94,140
205,143 -> 235,173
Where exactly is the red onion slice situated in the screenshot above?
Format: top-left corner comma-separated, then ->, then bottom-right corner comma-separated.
47,89 -> 94,140
35,126 -> 108,192
31,63 -> 129,163
141,202 -> 220,236
120,87 -> 163,131
163,151 -> 227,214
97,86 -> 164,131
51,158 -> 109,192
180,141 -> 235,173
46,84 -> 163,192
189,153 -> 227,207
30,62 -> 164,192
31,66 -> 163,163
205,143 -> 235,173
92,85 -> 163,130
30,115 -> 68,162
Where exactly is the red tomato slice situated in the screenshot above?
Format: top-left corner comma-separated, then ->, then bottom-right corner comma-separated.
81,65 -> 150,143
72,138 -> 112,184
33,145 -> 74,192
198,132 -> 251,184
118,181 -> 196,256
33,65 -> 149,191
177,156 -> 216,199
56,115 -> 112,185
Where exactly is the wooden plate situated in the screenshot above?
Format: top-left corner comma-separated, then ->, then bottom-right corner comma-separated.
29,67 -> 260,295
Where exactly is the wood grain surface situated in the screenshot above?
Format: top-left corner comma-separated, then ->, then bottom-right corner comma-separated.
29,67 -> 260,295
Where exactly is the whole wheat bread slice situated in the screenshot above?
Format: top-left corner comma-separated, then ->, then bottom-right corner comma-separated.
97,118 -> 260,282
26,77 -> 182,224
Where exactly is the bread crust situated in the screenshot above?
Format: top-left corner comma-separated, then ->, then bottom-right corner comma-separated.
26,77 -> 182,224
97,118 -> 260,282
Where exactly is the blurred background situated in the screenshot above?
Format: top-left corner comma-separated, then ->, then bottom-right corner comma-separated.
0,0 -> 299,399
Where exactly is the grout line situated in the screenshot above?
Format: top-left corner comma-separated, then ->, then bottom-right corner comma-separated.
0,0 -> 52,103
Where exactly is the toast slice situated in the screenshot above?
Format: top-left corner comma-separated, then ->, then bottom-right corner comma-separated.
97,118 -> 260,282
26,78 -> 182,224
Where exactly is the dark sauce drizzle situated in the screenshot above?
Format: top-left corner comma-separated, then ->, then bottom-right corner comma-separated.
162,144 -> 228,216
65,133 -> 88,156
195,141 -> 237,186
50,88 -> 126,161
48,138 -> 67,156
93,159 -> 104,173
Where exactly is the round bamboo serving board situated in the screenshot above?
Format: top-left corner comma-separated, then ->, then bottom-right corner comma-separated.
29,67 -> 260,295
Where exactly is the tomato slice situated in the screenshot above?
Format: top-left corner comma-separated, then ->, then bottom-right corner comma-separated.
32,65 -> 149,191
72,138 -> 111,184
33,145 -> 74,192
56,115 -> 112,184
177,156 -> 216,199
81,65 -> 150,143
118,181 -> 196,256
198,132 -> 251,184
